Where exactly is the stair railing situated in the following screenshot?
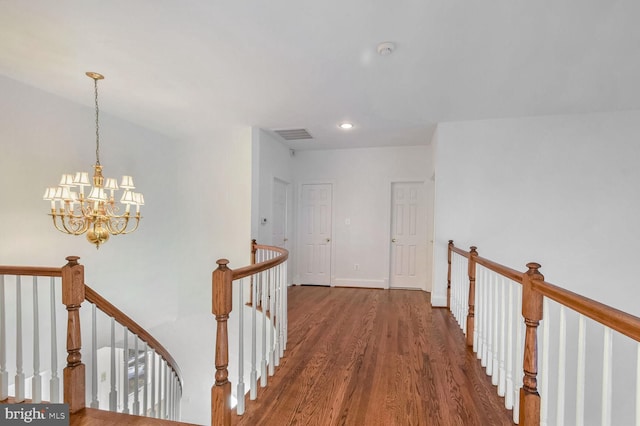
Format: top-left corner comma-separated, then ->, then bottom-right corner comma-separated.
448,240 -> 640,426
211,240 -> 288,426
0,256 -> 183,421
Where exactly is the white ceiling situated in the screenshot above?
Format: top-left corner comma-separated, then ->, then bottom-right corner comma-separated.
1,0 -> 638,150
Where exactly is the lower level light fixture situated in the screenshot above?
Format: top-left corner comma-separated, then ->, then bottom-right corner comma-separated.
43,72 -> 144,249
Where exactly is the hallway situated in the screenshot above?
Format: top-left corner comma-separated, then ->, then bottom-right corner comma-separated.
233,286 -> 513,426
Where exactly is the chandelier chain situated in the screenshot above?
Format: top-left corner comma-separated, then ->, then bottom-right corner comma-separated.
94,78 -> 100,165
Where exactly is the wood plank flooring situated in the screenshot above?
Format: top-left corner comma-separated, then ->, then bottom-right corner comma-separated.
233,286 -> 513,426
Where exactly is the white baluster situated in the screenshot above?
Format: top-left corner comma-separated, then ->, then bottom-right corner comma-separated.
123,326 -> 129,413
576,314 -> 586,426
452,255 -> 459,324
540,298 -> 550,426
250,272 -> 258,400
505,280 -> 514,410
261,269 -> 268,387
169,371 -> 175,420
601,327 -> 613,426
237,277 -> 245,415
133,338 -> 140,415
278,262 -> 285,359
498,277 -> 506,396
486,272 -> 494,375
556,306 -> 567,426
49,277 -> 59,403
491,273 -> 499,385
0,275 -> 7,401
483,268 -> 491,368
458,256 -> 469,334
474,266 -> 481,354
636,341 -> 640,426
474,267 -> 486,362
283,261 -> 288,350
31,276 -> 42,403
91,304 -> 99,408
15,276 -> 25,402
513,284 -> 523,424
165,369 -> 170,419
150,350 -> 156,417
109,318 -> 117,411
274,263 -> 281,366
143,343 -> 149,416
269,266 -> 276,376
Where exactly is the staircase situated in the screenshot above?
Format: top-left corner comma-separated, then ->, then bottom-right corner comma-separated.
0,240 -> 289,426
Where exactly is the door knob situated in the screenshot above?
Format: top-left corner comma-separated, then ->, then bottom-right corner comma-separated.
391,238 -> 397,243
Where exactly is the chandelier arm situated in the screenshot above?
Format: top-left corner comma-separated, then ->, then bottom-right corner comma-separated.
104,214 -> 137,235
61,213 -> 91,235
50,214 -> 73,235
118,215 -> 141,235
122,215 -> 141,234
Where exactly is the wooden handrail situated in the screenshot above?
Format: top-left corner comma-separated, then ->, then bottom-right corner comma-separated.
450,245 -> 471,258
532,279 -> 640,343
475,256 -> 524,284
211,241 -> 289,426
84,285 -> 183,385
232,243 -> 289,281
448,241 -> 524,284
448,240 -> 640,426
0,265 -> 62,277
0,257 -> 183,413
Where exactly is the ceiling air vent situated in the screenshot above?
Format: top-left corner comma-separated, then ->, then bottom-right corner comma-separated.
273,128 -> 313,141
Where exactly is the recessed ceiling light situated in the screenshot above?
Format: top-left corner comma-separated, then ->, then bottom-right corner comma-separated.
339,122 -> 354,130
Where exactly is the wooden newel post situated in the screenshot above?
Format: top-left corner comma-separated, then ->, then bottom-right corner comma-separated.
251,239 -> 258,265
519,262 -> 544,426
249,240 -> 257,305
61,256 -> 85,413
466,246 -> 478,347
212,259 -> 233,426
447,240 -> 453,309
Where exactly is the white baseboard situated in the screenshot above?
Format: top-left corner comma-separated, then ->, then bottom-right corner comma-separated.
430,294 -> 447,307
333,278 -> 387,289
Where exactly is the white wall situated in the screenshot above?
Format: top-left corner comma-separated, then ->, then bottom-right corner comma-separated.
252,128 -> 294,246
0,75 -> 252,425
293,145 -> 434,290
433,110 -> 640,313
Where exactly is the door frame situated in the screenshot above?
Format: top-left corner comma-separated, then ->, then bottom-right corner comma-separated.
271,176 -> 290,249
387,179 -> 431,291
295,180 -> 335,286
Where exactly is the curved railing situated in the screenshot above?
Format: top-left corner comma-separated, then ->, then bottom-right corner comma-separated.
0,257 -> 182,421
211,240 -> 289,426
447,240 -> 640,425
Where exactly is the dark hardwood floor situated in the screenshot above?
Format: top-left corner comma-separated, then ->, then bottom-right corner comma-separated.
233,286 -> 513,426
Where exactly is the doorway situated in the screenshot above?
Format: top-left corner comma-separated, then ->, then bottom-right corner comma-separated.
389,181 -> 428,290
299,183 -> 332,285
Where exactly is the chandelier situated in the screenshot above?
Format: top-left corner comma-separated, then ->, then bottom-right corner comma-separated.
43,72 -> 144,249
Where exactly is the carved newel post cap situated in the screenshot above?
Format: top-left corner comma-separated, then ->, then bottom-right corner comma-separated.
448,240 -> 454,245
526,262 -> 541,271
65,256 -> 81,266
470,246 -> 478,253
216,259 -> 229,267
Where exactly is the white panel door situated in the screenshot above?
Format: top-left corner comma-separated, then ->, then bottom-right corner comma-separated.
300,183 -> 332,285
390,182 -> 428,289
272,178 -> 288,249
